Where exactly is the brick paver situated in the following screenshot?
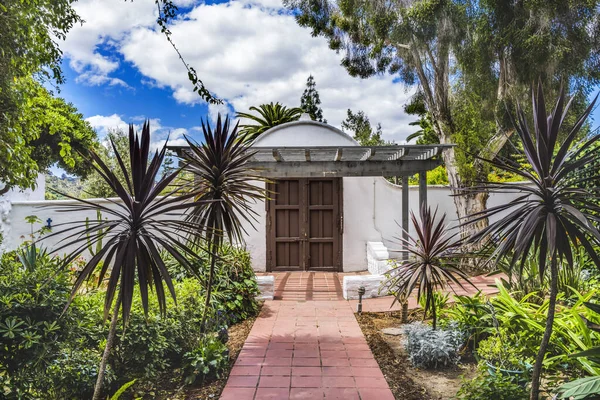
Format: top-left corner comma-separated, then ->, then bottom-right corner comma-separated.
223,272 -> 500,399
220,300 -> 394,400
257,271 -> 500,311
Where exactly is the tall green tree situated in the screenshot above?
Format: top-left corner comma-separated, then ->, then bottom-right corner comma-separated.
284,0 -> 600,239
300,75 -> 326,123
341,109 -> 389,146
81,129 -> 130,199
0,0 -> 83,195
236,102 -> 303,142
1,78 -> 98,195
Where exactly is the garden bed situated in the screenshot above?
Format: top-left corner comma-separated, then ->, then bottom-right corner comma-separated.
356,311 -> 477,400
182,314 -> 257,399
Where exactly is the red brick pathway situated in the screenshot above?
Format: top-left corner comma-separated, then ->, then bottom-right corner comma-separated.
220,300 -> 394,400
222,272 -> 500,399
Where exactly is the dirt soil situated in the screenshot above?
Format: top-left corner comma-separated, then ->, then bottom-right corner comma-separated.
182,315 -> 256,400
355,311 -> 477,400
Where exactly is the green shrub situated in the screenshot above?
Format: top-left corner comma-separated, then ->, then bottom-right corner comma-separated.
165,244 -> 260,324
46,347 -> 111,400
0,247 -> 108,399
0,243 -> 258,398
445,280 -> 600,391
477,332 -> 528,371
456,372 -> 529,400
183,334 -> 229,384
107,278 -> 217,383
442,291 -> 492,348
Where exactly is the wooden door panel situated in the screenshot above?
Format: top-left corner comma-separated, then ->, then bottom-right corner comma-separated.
306,179 -> 340,271
269,180 -> 303,271
276,209 -> 300,238
267,178 -> 342,272
309,242 -> 334,269
276,242 -> 301,268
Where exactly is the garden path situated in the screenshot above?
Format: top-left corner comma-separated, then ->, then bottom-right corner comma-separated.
220,272 -> 498,400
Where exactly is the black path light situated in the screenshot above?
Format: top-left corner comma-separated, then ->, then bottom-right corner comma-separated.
357,286 -> 366,314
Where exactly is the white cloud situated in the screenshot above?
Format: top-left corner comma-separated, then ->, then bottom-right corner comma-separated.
86,114 -> 129,138
85,114 -> 189,150
208,102 -> 234,125
65,0 -> 417,142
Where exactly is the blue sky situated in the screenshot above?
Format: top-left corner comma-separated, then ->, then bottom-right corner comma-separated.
53,0 -> 416,155
54,0 -> 600,165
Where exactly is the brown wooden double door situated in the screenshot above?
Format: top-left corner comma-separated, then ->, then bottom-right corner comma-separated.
267,178 -> 342,272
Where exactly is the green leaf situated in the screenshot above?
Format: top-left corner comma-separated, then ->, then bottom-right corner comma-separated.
558,376 -> 600,399
110,379 -> 136,400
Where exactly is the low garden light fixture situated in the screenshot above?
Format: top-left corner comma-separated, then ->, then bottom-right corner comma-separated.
357,286 -> 366,314
46,218 -> 52,230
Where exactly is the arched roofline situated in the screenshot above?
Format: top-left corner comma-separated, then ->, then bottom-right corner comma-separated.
252,120 -> 359,147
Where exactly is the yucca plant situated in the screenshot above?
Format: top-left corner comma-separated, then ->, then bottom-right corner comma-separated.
383,206 -> 473,329
465,83 -> 600,400
179,114 -> 267,331
46,121 -> 203,400
236,102 -> 303,143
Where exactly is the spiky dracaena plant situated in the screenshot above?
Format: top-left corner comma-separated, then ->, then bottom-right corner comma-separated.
464,83 -> 600,400
383,206 -> 473,330
46,122 -> 203,400
236,102 -> 303,143
180,114 -> 267,331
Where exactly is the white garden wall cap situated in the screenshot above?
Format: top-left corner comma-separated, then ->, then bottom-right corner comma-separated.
256,275 -> 275,301
343,274 -> 389,300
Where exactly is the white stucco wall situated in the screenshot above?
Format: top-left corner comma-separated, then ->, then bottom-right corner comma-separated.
0,126 -> 532,273
1,183 -> 531,271
0,174 -> 45,253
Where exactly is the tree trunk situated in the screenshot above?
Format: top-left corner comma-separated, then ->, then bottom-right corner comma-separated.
401,302 -> 409,323
92,291 -> 122,400
530,258 -> 558,400
200,239 -> 218,333
440,142 -> 489,241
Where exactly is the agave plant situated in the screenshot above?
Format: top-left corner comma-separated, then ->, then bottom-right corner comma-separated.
46,121 -> 203,400
179,114 -> 267,330
383,206 -> 473,330
465,83 -> 600,400
236,102 -> 303,143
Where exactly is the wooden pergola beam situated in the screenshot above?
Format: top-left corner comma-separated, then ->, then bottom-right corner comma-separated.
247,159 -> 443,178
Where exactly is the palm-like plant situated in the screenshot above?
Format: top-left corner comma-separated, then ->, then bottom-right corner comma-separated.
236,102 -> 303,143
465,83 -> 600,400
47,122 -> 202,400
383,206 -> 473,329
180,114 -> 267,330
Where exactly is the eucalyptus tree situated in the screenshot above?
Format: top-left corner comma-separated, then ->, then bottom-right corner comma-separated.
465,84 -> 600,400
284,0 -> 600,239
236,102 -> 303,143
